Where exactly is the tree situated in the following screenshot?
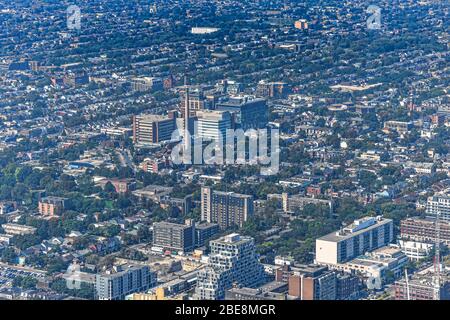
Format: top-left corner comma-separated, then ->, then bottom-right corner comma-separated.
104,182 -> 117,194
13,276 -> 38,289
1,247 -> 17,264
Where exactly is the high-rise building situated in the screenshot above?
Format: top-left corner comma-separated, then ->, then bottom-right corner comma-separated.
152,219 -> 195,253
216,96 -> 268,130
194,233 -> 265,300
95,265 -> 157,300
181,89 -> 217,117
196,110 -> 233,141
132,114 -> 176,145
315,216 -> 394,266
426,194 -> 450,222
201,187 -> 254,230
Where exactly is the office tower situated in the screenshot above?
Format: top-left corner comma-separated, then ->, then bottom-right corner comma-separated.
196,110 -> 233,141
201,187 -> 254,230
132,114 -> 176,144
400,217 -> 450,245
95,265 -> 157,300
152,219 -> 195,253
216,96 -> 268,130
38,196 -> 66,216
315,216 -> 394,266
427,194 -> 450,222
182,89 -> 217,117
194,233 -> 265,300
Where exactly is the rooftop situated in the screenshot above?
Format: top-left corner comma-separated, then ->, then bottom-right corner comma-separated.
318,216 -> 392,242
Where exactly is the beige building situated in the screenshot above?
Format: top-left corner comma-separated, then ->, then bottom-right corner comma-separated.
132,114 -> 176,144
38,196 -> 66,216
2,223 -> 37,236
201,187 -> 253,230
315,216 -> 394,266
127,287 -> 187,300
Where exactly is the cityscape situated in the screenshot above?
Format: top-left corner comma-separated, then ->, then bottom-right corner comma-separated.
0,0 -> 449,309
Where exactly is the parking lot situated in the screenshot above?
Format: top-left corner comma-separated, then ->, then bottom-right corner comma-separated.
0,265 -> 46,289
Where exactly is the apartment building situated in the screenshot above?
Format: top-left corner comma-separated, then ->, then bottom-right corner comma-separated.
131,77 -> 163,92
194,222 -> 220,247
275,264 -> 360,300
201,187 -> 254,230
400,217 -> 450,246
426,194 -> 450,222
194,234 -> 265,300
1,223 -> 37,236
383,120 -> 413,134
281,193 -> 333,214
255,80 -> 289,99
38,196 -> 66,216
152,220 -> 195,253
394,271 -> 450,300
315,216 -> 394,266
96,265 -> 157,300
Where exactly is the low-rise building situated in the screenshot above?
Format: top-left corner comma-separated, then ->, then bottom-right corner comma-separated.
2,223 -> 37,236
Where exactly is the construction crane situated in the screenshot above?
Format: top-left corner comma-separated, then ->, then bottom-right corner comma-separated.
433,210 -> 441,300
404,268 -> 410,300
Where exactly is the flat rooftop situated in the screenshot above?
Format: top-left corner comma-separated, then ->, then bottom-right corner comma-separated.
318,216 -> 392,242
